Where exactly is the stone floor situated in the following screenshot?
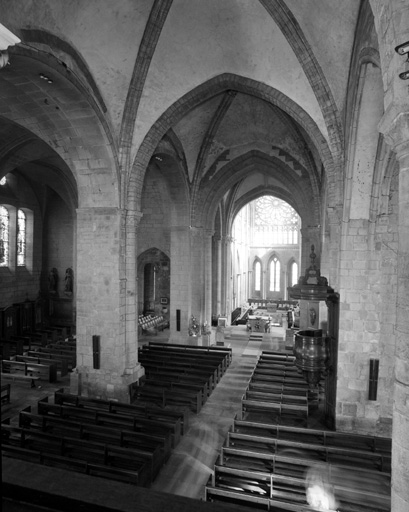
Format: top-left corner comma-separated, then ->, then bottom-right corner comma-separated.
2,324 -> 327,503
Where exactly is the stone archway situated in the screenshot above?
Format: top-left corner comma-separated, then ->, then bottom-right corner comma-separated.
137,247 -> 170,317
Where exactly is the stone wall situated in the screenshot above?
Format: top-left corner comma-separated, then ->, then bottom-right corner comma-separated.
0,173 -> 43,307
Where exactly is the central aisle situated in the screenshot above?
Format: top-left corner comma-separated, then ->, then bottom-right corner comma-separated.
150,325 -> 289,499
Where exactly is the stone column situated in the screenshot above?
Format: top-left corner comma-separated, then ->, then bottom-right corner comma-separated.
189,227 -> 205,323
203,229 -> 214,326
124,210 -> 144,375
169,226 -> 192,341
379,112 -> 409,512
224,235 -> 234,322
71,207 -> 144,403
213,235 -> 223,318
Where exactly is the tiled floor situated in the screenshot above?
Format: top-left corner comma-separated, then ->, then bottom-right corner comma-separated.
2,325 -> 327,501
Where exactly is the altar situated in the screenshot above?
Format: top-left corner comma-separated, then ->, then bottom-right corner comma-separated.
247,308 -> 282,332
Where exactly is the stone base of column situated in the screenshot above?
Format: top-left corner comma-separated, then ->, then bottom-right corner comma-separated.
69,363 -> 145,403
285,329 -> 296,348
168,331 -> 185,343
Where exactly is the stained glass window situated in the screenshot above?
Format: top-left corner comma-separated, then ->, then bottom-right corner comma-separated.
0,206 -> 9,267
254,196 -> 299,245
270,257 -> 280,291
17,209 -> 26,266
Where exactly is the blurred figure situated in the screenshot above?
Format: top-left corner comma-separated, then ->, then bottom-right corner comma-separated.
305,466 -> 339,511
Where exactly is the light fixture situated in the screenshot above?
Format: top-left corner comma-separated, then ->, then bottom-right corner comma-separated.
395,41 -> 409,59
395,41 -> 409,80
39,73 -> 53,83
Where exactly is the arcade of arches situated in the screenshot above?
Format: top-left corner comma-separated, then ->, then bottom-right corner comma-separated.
1,1 -> 409,510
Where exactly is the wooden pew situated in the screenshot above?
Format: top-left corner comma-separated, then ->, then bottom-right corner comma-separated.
224,428 -> 390,473
1,383 -> 11,404
139,350 -> 226,381
54,388 -> 189,436
232,418 -> 392,459
141,368 -> 212,415
0,372 -> 39,387
27,350 -> 74,371
147,341 -> 233,366
141,361 -> 215,394
0,337 -> 24,358
248,381 -> 309,398
142,344 -> 231,371
138,354 -> 219,389
2,359 -> 57,383
1,422 -> 152,487
2,442 -> 149,486
19,406 -> 165,479
244,388 -> 308,408
34,347 -> 76,369
136,379 -> 203,414
140,374 -> 208,405
38,396 -> 181,448
206,463 -> 391,512
250,369 -> 309,391
241,391 -> 309,422
47,341 -> 76,351
16,354 -> 68,377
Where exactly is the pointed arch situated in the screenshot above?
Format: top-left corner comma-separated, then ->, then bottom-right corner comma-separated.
127,74 -> 335,213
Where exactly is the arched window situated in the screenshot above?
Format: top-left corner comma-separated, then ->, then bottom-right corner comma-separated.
0,205 -> 9,267
269,257 -> 280,292
291,261 -> 298,286
17,209 -> 26,266
254,261 -> 261,292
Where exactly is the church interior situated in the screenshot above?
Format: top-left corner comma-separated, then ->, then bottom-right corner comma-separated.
1,1 -> 409,511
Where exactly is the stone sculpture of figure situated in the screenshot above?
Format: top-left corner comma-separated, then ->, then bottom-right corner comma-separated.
189,315 -> 200,336
309,307 -> 317,326
64,267 -> 74,293
48,268 -> 58,292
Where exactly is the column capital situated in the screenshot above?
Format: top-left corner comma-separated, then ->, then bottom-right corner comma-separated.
125,209 -> 143,228
204,229 -> 215,239
379,108 -> 409,161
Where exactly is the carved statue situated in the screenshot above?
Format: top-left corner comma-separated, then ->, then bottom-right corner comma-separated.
48,268 -> 58,292
64,267 -> 74,294
188,315 -> 200,337
309,307 -> 317,326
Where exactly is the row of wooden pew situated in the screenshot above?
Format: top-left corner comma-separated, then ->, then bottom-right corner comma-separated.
241,350 -> 315,427
136,342 -> 232,413
1,325 -> 70,359
1,388 -> 185,487
1,336 -> 76,387
205,350 -> 392,512
1,343 -> 232,489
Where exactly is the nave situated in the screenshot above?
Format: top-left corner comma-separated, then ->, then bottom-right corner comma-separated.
3,325 -> 390,512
